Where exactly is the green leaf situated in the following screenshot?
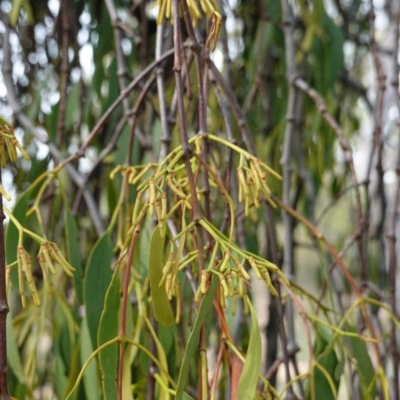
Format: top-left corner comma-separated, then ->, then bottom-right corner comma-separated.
84,231 -> 113,348
348,326 -> 376,399
237,298 -> 262,400
81,318 -> 101,400
148,226 -> 174,327
55,347 -> 68,399
305,325 -> 340,400
98,270 -> 121,400
65,83 -> 82,132
144,317 -> 171,400
63,340 -> 82,399
175,277 -> 218,400
322,13 -> 344,90
158,324 -> 177,380
65,206 -> 83,304
6,312 -> 25,384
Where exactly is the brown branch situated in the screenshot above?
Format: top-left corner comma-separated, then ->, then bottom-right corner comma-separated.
0,171 -> 10,400
74,48 -> 175,160
279,0 -> 299,392
385,2 -> 400,398
172,2 -> 209,397
72,115 -> 129,215
104,0 -> 131,113
207,61 -> 257,155
1,23 -> 105,237
294,78 -> 366,283
56,0 -> 71,147
156,24 -> 172,162
273,195 -> 382,369
180,0 -> 213,246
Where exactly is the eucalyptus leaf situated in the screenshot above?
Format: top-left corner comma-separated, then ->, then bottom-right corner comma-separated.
348,326 -> 376,399
84,231 -> 113,349
6,312 -> 25,384
148,226 -> 174,327
305,324 -> 340,400
237,298 -> 262,400
98,270 -> 121,400
81,318 -> 101,400
175,277 -> 218,400
65,206 -> 83,304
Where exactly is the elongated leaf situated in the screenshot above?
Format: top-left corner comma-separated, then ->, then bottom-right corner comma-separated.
65,83 -> 82,132
237,299 -> 262,400
348,326 -> 376,399
65,206 -> 83,304
6,312 -> 25,384
148,226 -> 174,326
98,270 -> 121,400
122,346 -> 134,400
81,318 -> 101,400
322,12 -> 344,90
158,324 -> 177,380
63,340 -> 82,399
84,232 -> 113,348
175,277 -> 218,400
305,325 -> 340,400
144,317 -> 170,400
55,347 -> 68,399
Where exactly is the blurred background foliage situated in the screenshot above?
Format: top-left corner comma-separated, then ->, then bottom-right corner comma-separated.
0,0 -> 399,398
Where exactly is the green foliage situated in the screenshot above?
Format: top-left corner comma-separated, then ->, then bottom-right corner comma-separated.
84,232 -> 113,348
1,0 -> 397,399
237,299 -> 262,400
148,226 -> 174,327
98,270 -> 121,399
306,325 -> 340,400
176,277 -> 218,400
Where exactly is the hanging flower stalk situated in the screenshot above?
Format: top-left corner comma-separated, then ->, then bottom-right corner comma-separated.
0,117 -> 31,399
151,0 -> 222,51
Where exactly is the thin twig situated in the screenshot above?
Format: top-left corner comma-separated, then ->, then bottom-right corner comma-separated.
1,24 -> 105,237
273,195 -> 383,369
56,0 -> 70,147
72,115 -> 129,215
385,2 -> 400,398
294,78 -> 366,283
172,2 -> 208,397
156,23 -> 172,162
104,0 -> 131,113
207,61 -> 257,155
280,0 -> 299,392
0,170 -> 10,400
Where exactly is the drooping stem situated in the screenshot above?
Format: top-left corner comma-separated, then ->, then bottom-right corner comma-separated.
0,170 -> 10,400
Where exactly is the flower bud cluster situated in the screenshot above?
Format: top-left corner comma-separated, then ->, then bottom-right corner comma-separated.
150,0 -> 221,43
237,156 -> 280,216
15,242 -> 75,308
157,226 -> 289,315
0,121 -> 30,168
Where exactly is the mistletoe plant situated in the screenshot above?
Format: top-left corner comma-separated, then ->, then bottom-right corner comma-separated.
2,0 -> 399,398
0,118 -> 74,400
